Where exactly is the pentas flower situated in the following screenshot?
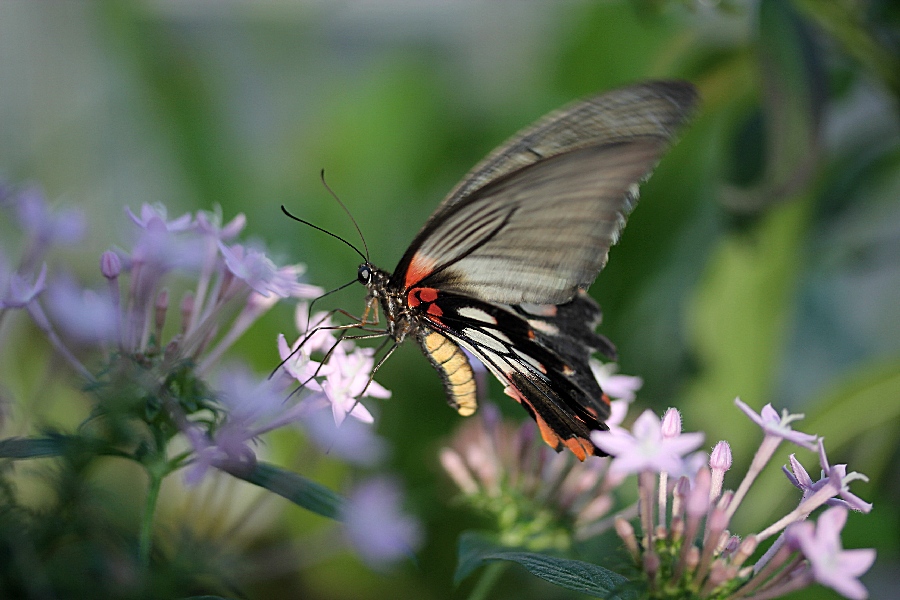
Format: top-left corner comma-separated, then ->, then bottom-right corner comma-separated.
183,366 -> 302,484
45,276 -> 118,345
0,263 -> 47,309
342,477 -> 423,569
785,507 -> 876,600
293,302 -> 342,354
1,187 -> 411,581
442,396 -> 875,599
299,405 -> 388,466
440,396 -> 638,548
14,186 -> 86,271
1,193 -> 330,469
125,203 -> 194,232
320,345 -> 390,425
591,409 -> 704,477
591,358 -> 643,402
605,400 -> 874,600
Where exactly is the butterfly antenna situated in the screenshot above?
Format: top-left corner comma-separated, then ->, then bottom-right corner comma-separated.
280,204 -> 366,262
319,169 -> 370,262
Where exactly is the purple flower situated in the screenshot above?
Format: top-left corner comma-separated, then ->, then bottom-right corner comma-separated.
184,366 -> 300,484
591,409 -> 704,476
193,208 -> 246,241
786,506 -> 876,600
277,333 -> 324,391
265,263 -> 323,300
814,440 -> 873,513
0,264 -> 47,308
735,398 -> 818,450
128,217 -> 204,274
294,303 -> 341,354
782,443 -> 872,515
590,360 -> 643,402
16,186 -> 86,246
342,477 -> 422,569
300,406 -> 387,466
45,276 -> 118,344
218,243 -> 279,297
126,203 -> 193,232
321,345 -> 390,426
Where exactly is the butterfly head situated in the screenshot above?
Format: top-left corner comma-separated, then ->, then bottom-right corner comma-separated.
357,262 -> 393,298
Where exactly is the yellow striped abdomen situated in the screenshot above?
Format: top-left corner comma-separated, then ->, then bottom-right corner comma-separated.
419,330 -> 478,417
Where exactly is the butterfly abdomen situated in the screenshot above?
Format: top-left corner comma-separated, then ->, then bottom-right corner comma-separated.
418,330 -> 478,417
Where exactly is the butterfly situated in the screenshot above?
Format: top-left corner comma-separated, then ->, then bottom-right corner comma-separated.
306,81 -> 697,460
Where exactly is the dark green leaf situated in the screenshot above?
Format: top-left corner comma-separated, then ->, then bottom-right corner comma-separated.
226,461 -> 344,521
0,436 -> 69,459
0,434 -> 128,460
455,531 -> 635,599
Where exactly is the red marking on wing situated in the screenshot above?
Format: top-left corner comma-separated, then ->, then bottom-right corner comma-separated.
404,253 -> 438,289
426,303 -> 443,317
418,288 -> 438,302
407,287 -> 440,310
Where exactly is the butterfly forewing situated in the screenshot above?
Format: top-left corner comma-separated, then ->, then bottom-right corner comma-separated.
392,81 -> 698,305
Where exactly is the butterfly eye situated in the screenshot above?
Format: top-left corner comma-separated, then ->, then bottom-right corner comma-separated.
357,265 -> 372,285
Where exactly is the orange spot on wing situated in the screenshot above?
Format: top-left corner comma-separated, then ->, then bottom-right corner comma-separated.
427,303 -> 443,317
563,437 -> 593,462
504,384 -> 597,462
504,385 -> 563,453
404,253 -> 437,288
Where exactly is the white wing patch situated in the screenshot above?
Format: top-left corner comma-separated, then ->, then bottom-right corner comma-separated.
457,306 -> 498,324
462,328 -> 509,353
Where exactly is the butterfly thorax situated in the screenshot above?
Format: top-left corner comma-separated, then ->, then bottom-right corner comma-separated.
358,262 -> 418,343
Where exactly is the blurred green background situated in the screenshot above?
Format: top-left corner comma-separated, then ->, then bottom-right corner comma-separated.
1,1 -> 898,598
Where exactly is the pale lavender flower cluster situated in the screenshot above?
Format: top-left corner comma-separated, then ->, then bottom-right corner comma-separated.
440,363 -> 643,547
1,189 -> 321,382
590,399 -> 874,600
0,186 -> 419,569
441,380 -> 875,599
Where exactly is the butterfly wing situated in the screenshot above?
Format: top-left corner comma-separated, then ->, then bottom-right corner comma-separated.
391,80 -> 698,305
413,290 -> 614,459
382,80 -> 697,458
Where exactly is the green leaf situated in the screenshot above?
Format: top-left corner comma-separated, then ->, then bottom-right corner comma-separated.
0,436 -> 70,459
0,434 -> 128,460
455,532 -> 635,599
226,461 -> 345,521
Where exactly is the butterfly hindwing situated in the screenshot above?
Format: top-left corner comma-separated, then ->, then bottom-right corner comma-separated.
411,289 -> 613,459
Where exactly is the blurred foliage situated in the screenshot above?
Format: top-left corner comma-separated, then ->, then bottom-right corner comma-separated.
0,0 -> 898,598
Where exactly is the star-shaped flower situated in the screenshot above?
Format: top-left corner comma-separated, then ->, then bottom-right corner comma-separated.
786,506 -> 876,600
591,409 -> 704,476
735,399 -> 819,450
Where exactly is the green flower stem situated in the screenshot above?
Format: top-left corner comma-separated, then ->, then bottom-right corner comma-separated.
138,463 -> 164,569
138,426 -> 171,571
467,562 -> 507,600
